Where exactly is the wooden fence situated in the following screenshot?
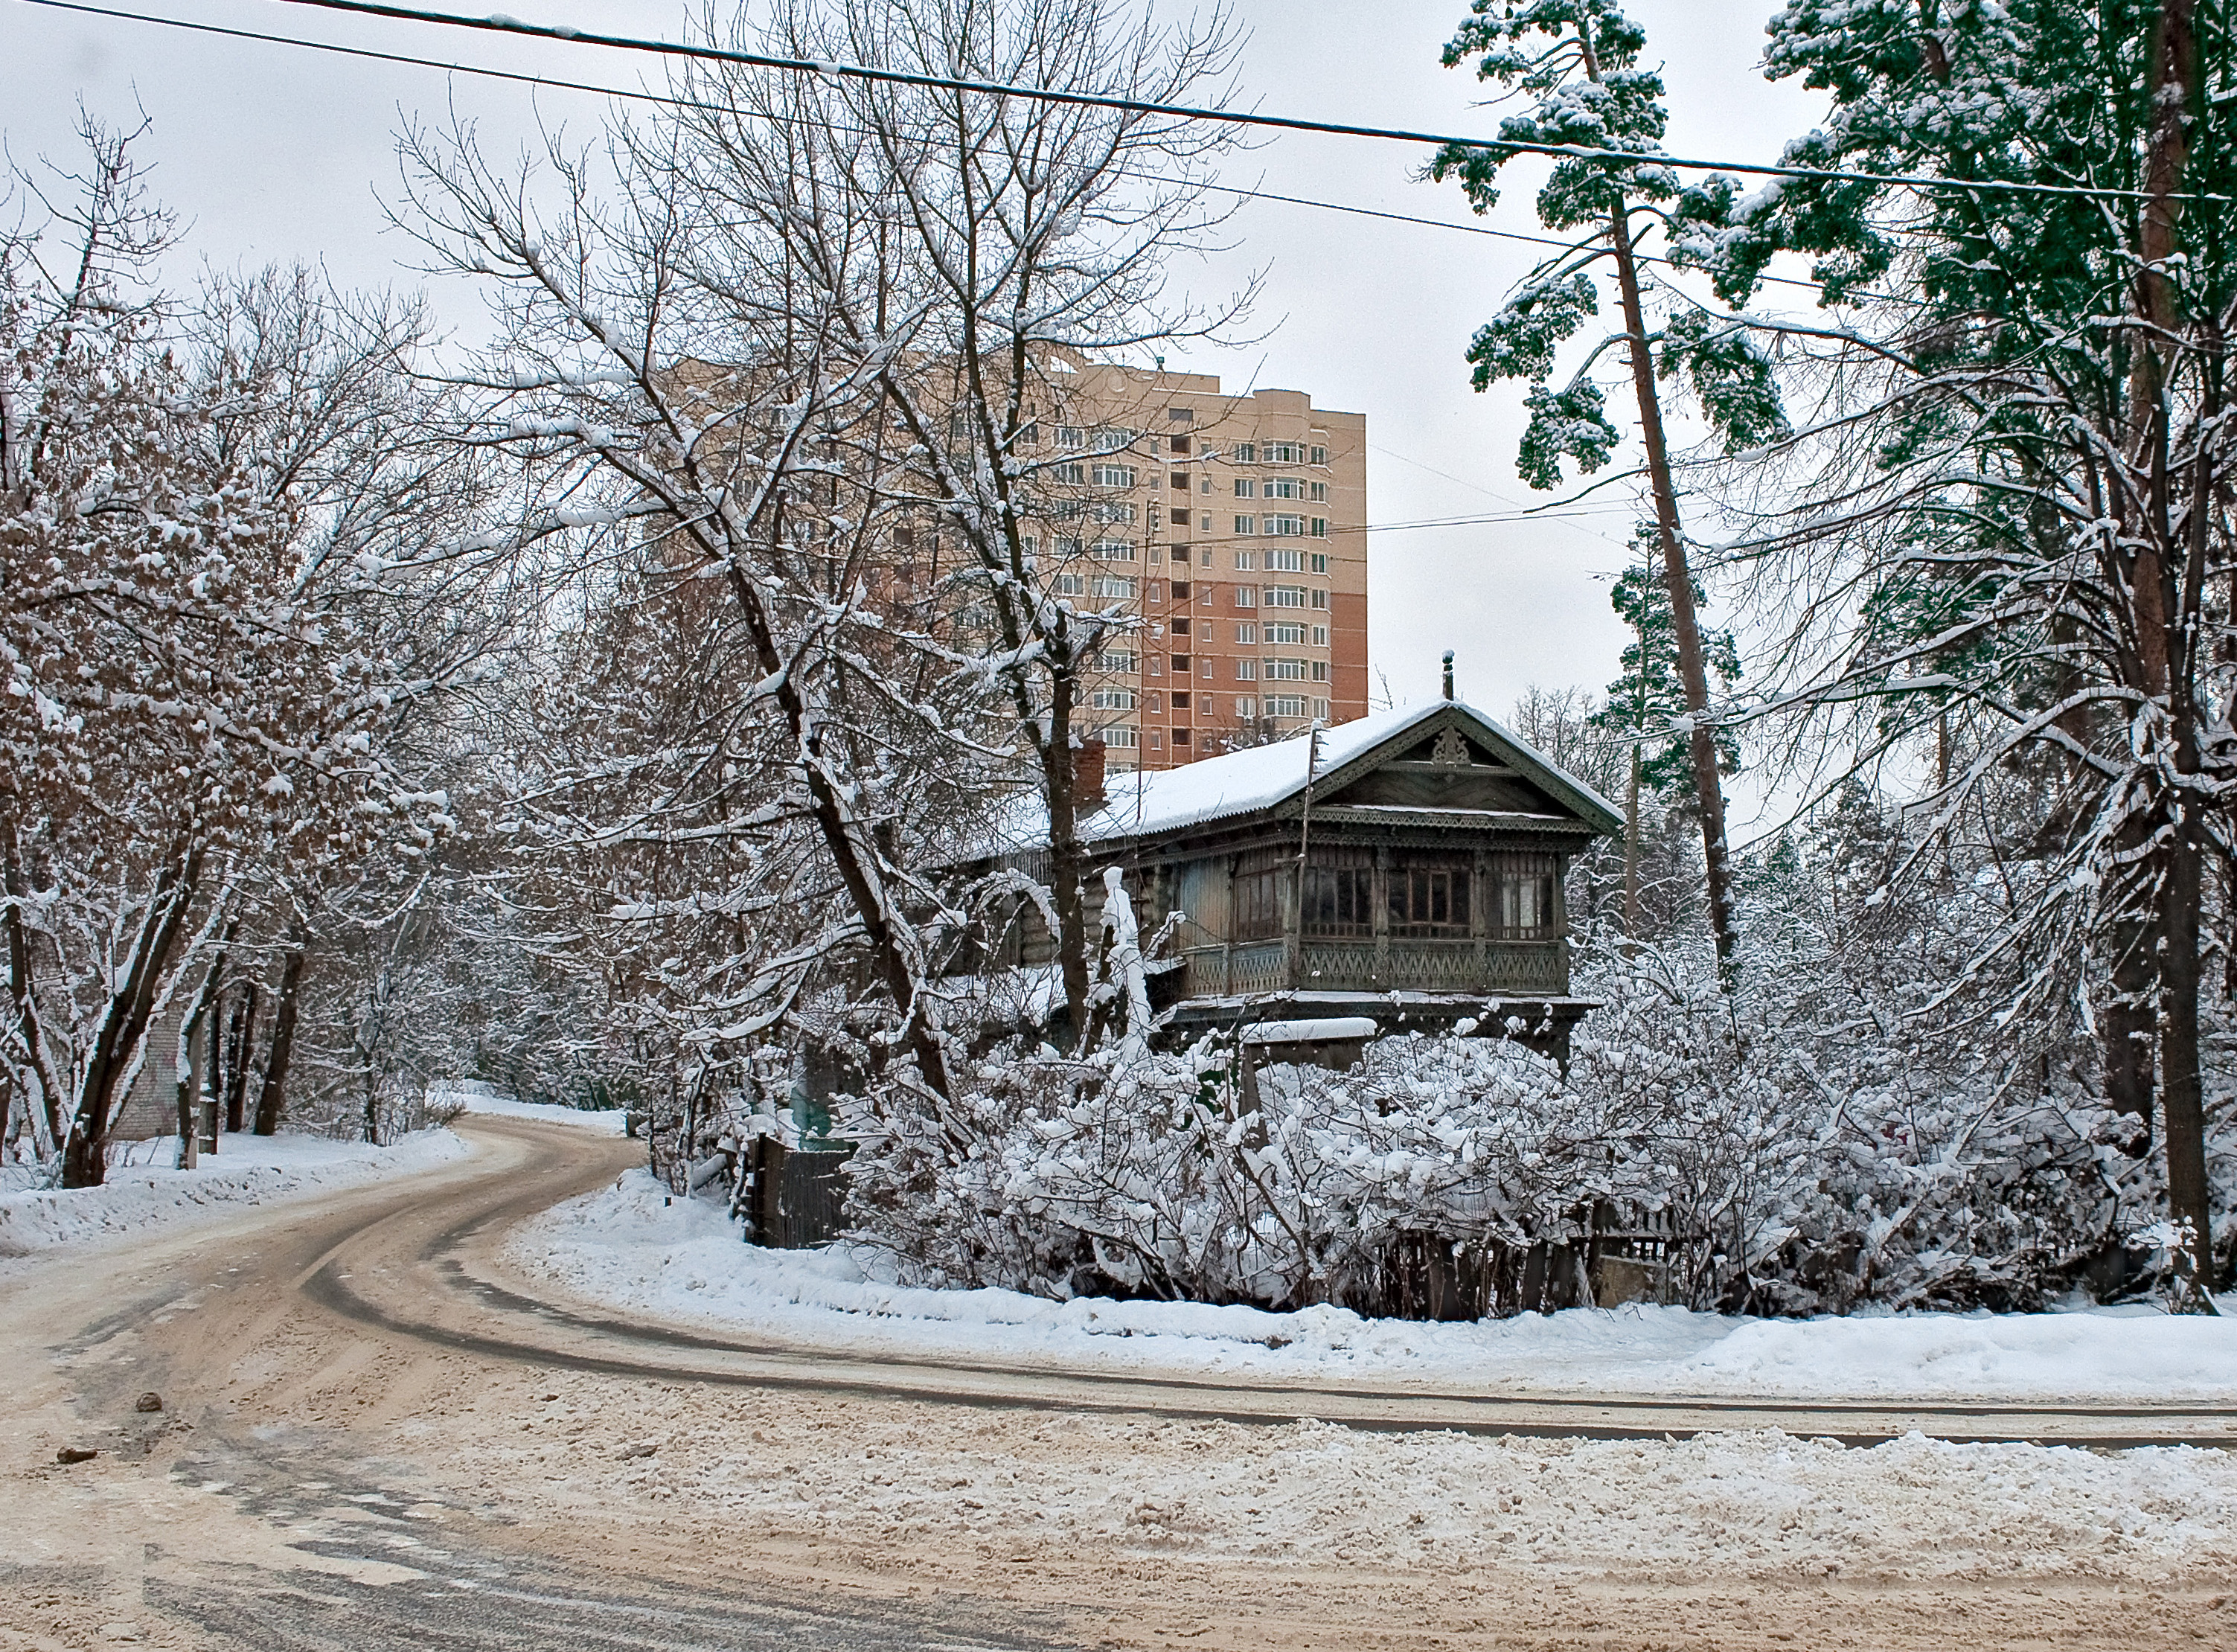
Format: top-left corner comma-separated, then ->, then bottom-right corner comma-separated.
745,1138 -> 853,1250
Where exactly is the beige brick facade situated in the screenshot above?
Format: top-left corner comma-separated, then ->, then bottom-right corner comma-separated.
1031,365 -> 1368,770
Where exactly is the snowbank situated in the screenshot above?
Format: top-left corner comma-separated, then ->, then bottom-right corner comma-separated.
435,1080 -> 630,1134
0,1128 -> 471,1259
507,1169 -> 2237,1403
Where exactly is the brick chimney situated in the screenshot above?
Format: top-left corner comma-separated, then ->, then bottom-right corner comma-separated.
1073,734 -> 1107,813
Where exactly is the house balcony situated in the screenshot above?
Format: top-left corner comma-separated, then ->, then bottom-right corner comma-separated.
1177,935 -> 1568,999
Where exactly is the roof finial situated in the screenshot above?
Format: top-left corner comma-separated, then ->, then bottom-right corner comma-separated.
1441,650 -> 1455,702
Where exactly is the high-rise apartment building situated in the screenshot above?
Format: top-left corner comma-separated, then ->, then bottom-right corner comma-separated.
1041,365 -> 1367,770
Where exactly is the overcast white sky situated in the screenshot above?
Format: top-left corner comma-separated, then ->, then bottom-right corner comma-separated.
5,0 -> 1826,734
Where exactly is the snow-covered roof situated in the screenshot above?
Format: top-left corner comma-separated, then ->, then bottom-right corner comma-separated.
982,700 -> 1622,856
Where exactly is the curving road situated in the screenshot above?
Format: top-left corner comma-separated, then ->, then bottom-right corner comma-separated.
6,1115 -> 2233,1652
316,1117 -> 2236,1450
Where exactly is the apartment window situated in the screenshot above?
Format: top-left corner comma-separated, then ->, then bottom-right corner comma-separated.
1051,572 -> 1086,596
1200,477 -> 1214,493
1310,481 -> 1328,502
1310,518 -> 1328,538
1017,422 -> 1040,446
1090,688 -> 1136,711
1104,726 -> 1138,749
1148,656 -> 1163,676
1148,505 -> 1162,528
1171,691 -> 1190,709
1266,694 -> 1308,717
1234,515 -> 1258,536
1096,426 -> 1139,451
1235,659 -> 1258,679
1146,691 -> 1162,712
1200,658 -> 1215,679
1172,473 -> 1191,491
1233,442 -> 1257,462
1092,502 -> 1137,524
1265,621 -> 1305,645
1173,726 -> 1192,745
1089,574 -> 1136,599
1267,477 -> 1303,500
1051,461 -> 1085,484
1093,649 -> 1137,673
1313,697 -> 1331,720
1264,586 -> 1307,608
1234,586 -> 1257,608
1310,553 -> 1329,574
1310,445 -> 1328,465
1171,617 -> 1191,635
1267,547 -> 1305,573
1150,731 -> 1163,751
1310,587 -> 1328,609
1235,696 -> 1256,719
1168,406 -> 1195,423
1267,513 -> 1306,536
1264,657 -> 1310,681
1312,625 -> 1329,647
1235,624 -> 1258,645
1056,426 -> 1086,449
1147,581 -> 1165,604
1091,540 -> 1137,561
1200,583 -> 1215,605
1389,863 -> 1472,937
1265,440 -> 1305,464
1171,580 -> 1191,599
1056,536 -> 1082,557
1234,478 -> 1257,499
1200,548 -> 1213,568
1312,660 -> 1329,682
1171,653 -> 1191,673
1170,433 -> 1191,455
1232,550 -> 1255,572
1092,464 -> 1137,488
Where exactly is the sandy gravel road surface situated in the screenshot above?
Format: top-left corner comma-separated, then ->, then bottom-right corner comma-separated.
5,1115 -> 2234,1651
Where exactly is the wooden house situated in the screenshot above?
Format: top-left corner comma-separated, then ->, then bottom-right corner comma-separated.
974,694 -> 1622,1058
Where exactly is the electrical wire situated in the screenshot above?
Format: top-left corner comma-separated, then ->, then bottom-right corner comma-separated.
240,0 -> 2223,205
16,0 -> 1913,307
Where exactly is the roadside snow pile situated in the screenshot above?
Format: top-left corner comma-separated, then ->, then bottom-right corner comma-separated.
0,1129 -> 470,1258
505,1168 -> 2237,1402
436,1080 -> 629,1134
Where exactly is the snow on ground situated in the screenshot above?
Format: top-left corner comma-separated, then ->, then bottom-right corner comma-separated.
507,1168 -> 2237,1403
455,1369 -> 2237,1582
0,1128 -> 470,1259
436,1080 -> 629,1135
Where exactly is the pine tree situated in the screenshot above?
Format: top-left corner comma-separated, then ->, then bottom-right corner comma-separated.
1591,542 -> 1739,939
1429,0 -> 1786,976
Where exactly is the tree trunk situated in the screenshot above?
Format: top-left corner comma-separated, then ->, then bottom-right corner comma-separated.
2159,792 -> 2218,1309
222,981 -> 257,1134
60,842 -> 202,1188
2103,904 -> 2159,1147
252,924 -> 307,1136
1,814 -> 63,1156
1624,739 -> 1642,941
1607,214 -> 1739,973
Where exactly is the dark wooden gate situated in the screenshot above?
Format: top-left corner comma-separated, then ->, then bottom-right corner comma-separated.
747,1138 -> 852,1249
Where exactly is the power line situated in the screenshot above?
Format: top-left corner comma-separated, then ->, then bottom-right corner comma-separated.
235,0 -> 2218,206
18,0 -> 1900,307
